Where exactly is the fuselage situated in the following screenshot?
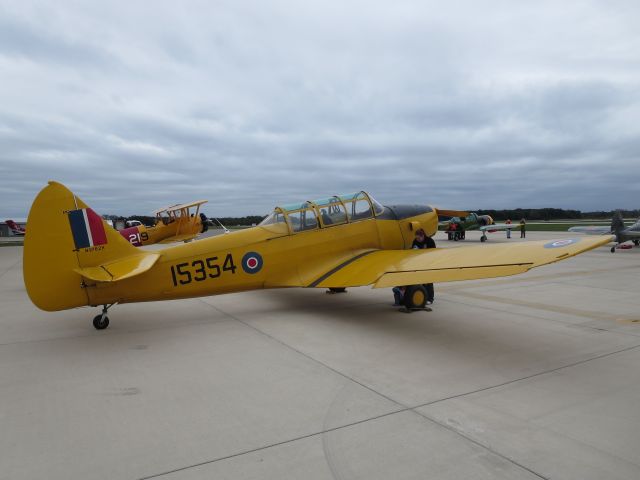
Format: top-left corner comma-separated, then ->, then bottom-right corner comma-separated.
87,204 -> 438,306
620,220 -> 640,243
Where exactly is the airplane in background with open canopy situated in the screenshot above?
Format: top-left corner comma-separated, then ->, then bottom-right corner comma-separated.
118,200 -> 209,246
23,182 -> 612,330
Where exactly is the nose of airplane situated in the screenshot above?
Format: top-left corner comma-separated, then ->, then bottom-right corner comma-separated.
479,215 -> 494,226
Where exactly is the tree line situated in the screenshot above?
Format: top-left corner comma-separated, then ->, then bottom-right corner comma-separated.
474,208 -> 640,221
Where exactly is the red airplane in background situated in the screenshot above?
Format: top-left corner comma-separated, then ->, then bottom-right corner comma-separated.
5,220 -> 26,236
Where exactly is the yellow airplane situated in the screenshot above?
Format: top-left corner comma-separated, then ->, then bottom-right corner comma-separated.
118,200 -> 209,246
24,182 -> 612,330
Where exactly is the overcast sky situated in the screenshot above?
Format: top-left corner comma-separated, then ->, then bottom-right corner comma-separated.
1,0 -> 639,218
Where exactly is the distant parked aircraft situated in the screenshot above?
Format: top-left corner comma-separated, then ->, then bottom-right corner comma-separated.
569,211 -> 640,253
442,213 -> 519,242
5,220 -> 25,236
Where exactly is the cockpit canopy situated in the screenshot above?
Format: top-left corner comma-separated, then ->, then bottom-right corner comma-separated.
260,191 -> 385,233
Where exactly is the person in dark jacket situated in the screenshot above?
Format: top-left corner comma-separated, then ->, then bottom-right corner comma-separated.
520,218 -> 526,238
412,229 -> 435,304
412,228 -> 435,249
393,229 -> 437,306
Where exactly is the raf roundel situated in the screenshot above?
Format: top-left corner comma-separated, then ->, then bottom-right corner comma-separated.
544,238 -> 580,249
241,252 -> 264,274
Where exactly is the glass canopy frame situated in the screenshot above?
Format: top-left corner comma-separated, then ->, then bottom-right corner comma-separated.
260,191 -> 385,234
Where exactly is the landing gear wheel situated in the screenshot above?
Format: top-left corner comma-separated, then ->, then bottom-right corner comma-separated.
92,303 -> 116,330
634,240 -> 639,246
93,314 -> 109,330
327,287 -> 347,294
404,285 -> 428,310
480,235 -> 487,242
611,246 -> 616,253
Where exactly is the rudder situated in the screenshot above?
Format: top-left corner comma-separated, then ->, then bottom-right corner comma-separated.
23,181 -> 139,311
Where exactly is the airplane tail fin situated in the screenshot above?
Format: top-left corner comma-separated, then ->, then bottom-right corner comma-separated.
23,181 -> 150,311
611,211 -> 625,242
5,219 -> 23,233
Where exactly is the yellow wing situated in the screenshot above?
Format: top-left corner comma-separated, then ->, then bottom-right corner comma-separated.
158,233 -> 198,244
309,236 -> 613,289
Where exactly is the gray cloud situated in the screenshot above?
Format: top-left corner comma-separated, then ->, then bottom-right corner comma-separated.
1,0 -> 640,218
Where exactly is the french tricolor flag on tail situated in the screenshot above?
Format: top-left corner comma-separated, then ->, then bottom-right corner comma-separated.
67,208 -> 107,250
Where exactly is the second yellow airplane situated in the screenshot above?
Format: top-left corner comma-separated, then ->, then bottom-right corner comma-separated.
23,182 -> 611,329
118,200 -> 209,246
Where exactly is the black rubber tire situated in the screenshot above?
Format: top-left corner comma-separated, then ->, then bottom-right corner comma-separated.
634,240 -> 639,246
404,285 -> 428,310
93,314 -> 109,330
480,236 -> 487,242
611,246 -> 616,253
328,287 -> 347,293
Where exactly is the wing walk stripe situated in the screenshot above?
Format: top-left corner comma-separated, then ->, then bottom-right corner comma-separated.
308,250 -> 377,287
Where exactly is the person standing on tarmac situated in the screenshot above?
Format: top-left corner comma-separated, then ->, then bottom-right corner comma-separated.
448,221 -> 457,240
520,218 -> 526,238
506,219 -> 512,239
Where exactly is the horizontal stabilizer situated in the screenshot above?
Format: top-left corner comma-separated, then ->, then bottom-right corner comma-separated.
74,252 -> 160,282
568,226 -> 611,235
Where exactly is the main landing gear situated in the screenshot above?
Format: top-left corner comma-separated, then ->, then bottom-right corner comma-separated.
399,285 -> 432,313
480,234 -> 487,242
92,303 -> 116,330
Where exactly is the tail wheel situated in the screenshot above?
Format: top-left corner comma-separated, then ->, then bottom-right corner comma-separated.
93,314 -> 109,330
404,285 -> 427,309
